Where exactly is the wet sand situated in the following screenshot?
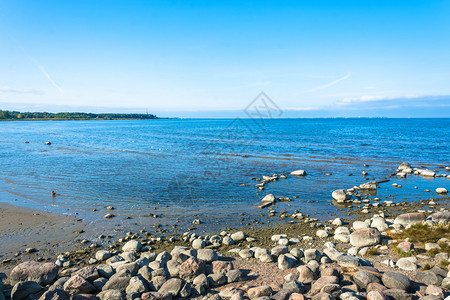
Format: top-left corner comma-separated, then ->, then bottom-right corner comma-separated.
0,202 -> 86,270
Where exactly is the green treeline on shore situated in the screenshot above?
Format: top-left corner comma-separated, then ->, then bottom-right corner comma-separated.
0,110 -> 158,120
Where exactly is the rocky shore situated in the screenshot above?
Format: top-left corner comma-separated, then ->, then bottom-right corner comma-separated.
0,163 -> 449,300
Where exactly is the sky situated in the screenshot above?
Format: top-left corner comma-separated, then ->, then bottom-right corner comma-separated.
1,0 -> 450,117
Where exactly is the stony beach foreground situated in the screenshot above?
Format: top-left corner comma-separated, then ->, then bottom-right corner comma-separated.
0,163 -> 449,300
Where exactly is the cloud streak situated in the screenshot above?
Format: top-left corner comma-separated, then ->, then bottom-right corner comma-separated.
0,86 -> 45,95
308,73 -> 352,92
29,57 -> 63,92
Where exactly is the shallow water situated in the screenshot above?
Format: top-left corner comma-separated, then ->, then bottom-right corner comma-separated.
0,118 -> 449,231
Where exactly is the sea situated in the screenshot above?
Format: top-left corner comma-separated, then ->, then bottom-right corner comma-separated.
0,118 -> 449,233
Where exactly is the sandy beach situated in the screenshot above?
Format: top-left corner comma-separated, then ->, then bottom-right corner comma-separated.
0,203 -> 86,270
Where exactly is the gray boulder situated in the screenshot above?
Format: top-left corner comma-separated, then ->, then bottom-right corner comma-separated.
349,228 -> 381,247
10,261 -> 59,286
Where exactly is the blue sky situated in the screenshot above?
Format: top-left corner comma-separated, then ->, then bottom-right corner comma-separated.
1,0 -> 450,117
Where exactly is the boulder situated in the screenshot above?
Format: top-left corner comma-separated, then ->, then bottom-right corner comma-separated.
353,271 -> 380,289
297,266 -> 315,284
360,181 -> 377,190
247,286 -> 272,299
122,240 -> 142,252
381,272 -> 410,291
95,250 -> 111,261
416,270 -> 443,286
158,278 -> 185,297
349,228 -> 381,247
178,257 -> 206,281
197,249 -> 218,262
291,170 -> 306,176
261,194 -> 276,205
11,281 -> 43,300
63,275 -> 96,295
39,289 -> 70,300
278,254 -> 296,270
332,190 -> 351,202
310,276 -> 339,294
231,231 -> 246,241
394,212 -> 426,226
10,261 -> 59,286
436,188 -> 448,194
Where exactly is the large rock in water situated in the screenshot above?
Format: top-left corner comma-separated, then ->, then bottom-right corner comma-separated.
332,189 -> 351,202
359,181 -> 378,190
420,169 -> 435,177
261,194 -> 276,204
349,228 -> 381,247
394,212 -> 426,226
290,170 -> 306,176
10,261 -> 59,286
436,188 -> 448,194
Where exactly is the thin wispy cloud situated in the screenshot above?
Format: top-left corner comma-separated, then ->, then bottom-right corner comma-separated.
0,86 -> 45,95
336,94 -> 420,106
29,57 -> 63,93
308,73 -> 352,92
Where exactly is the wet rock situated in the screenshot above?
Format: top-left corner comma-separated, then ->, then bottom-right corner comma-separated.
420,169 -> 436,177
381,272 -> 410,291
11,281 -> 43,300
360,181 -> 377,190
436,188 -> 447,194
291,170 -> 306,176
63,275 -> 96,295
10,261 -> 59,286
332,190 -> 351,202
349,228 -> 381,247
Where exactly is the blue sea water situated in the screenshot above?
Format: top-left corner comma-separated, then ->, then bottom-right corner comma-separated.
0,118 -> 449,230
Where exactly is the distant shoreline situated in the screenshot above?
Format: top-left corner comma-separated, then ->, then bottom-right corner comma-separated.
0,117 -> 175,121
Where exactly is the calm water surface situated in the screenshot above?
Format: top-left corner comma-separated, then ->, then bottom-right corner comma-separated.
0,119 -> 449,231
